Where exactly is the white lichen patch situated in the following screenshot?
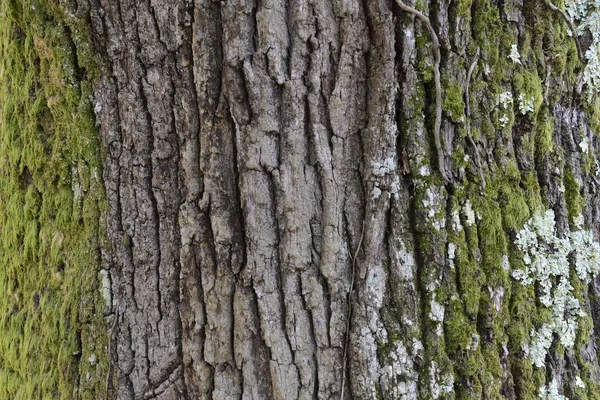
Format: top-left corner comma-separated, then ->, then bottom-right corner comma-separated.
447,244 -> 456,260
570,214 -> 600,282
395,240 -> 416,281
499,91 -> 514,108
528,322 -> 555,368
447,243 -> 456,267
429,361 -> 454,400
538,378 -> 568,400
584,45 -> 600,99
565,0 -> 600,100
451,209 -> 463,232
372,157 -> 397,177
518,93 -> 535,114
509,44 -> 522,64
379,341 -> 419,400
422,186 -> 446,231
462,200 -> 476,227
429,296 -> 445,323
99,269 -> 112,309
579,136 -> 590,154
371,186 -> 382,200
512,209 -> 600,378
419,165 -> 431,177
497,90 -> 514,127
422,188 -> 436,218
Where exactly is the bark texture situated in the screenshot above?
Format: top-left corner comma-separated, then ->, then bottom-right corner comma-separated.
84,0 -> 600,398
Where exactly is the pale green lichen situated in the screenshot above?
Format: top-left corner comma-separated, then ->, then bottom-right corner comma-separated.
565,0 -> 600,99
518,93 -> 535,114
498,91 -> 514,127
462,200 -> 476,227
538,378 -> 568,400
428,361 -> 454,399
509,44 -> 522,64
499,91 -> 514,108
512,210 -> 600,398
378,340 -> 419,399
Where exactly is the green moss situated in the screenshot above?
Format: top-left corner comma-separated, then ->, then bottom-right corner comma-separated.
478,344 -> 505,399
473,195 -> 508,287
520,33 -> 533,62
587,97 -> 600,136
520,171 -> 544,211
444,300 -> 472,354
481,118 -> 496,140
472,1 -> 501,50
456,0 -> 473,18
534,110 -> 555,157
443,76 -> 466,123
507,284 -> 540,399
0,1 -> 108,398
498,185 -> 530,233
563,168 -> 583,225
512,71 -> 544,116
451,197 -> 482,318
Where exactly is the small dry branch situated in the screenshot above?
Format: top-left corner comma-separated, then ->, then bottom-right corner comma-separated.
396,0 -> 449,184
339,221 -> 365,400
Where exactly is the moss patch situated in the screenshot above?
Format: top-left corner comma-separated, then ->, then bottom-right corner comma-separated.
443,76 -> 466,123
0,1 -> 108,398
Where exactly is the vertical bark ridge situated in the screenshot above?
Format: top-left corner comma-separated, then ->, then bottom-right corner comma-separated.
346,1 -> 398,399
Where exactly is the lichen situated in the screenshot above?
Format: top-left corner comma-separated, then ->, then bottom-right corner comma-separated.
509,44 -> 522,64
565,0 -> 600,100
538,378 -> 568,400
512,209 -> 600,398
518,93 -> 535,114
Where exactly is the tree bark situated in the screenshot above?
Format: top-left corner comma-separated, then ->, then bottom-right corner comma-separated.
83,0 -> 600,398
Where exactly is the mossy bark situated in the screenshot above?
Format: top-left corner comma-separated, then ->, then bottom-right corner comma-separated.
0,0 -> 108,398
3,0 -> 600,399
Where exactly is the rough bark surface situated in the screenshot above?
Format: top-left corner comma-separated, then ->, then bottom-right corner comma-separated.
86,0 -> 600,399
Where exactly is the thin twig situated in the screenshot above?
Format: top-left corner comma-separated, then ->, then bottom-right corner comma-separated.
544,0 -> 585,63
465,46 -> 486,189
396,0 -> 449,184
339,221 -> 365,400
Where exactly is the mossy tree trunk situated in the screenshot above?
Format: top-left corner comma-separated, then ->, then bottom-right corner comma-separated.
11,0 -> 600,398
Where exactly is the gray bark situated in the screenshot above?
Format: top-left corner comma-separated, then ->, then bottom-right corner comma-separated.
86,0 -> 600,398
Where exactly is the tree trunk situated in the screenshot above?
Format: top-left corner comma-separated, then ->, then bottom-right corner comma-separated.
4,0 -> 600,399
